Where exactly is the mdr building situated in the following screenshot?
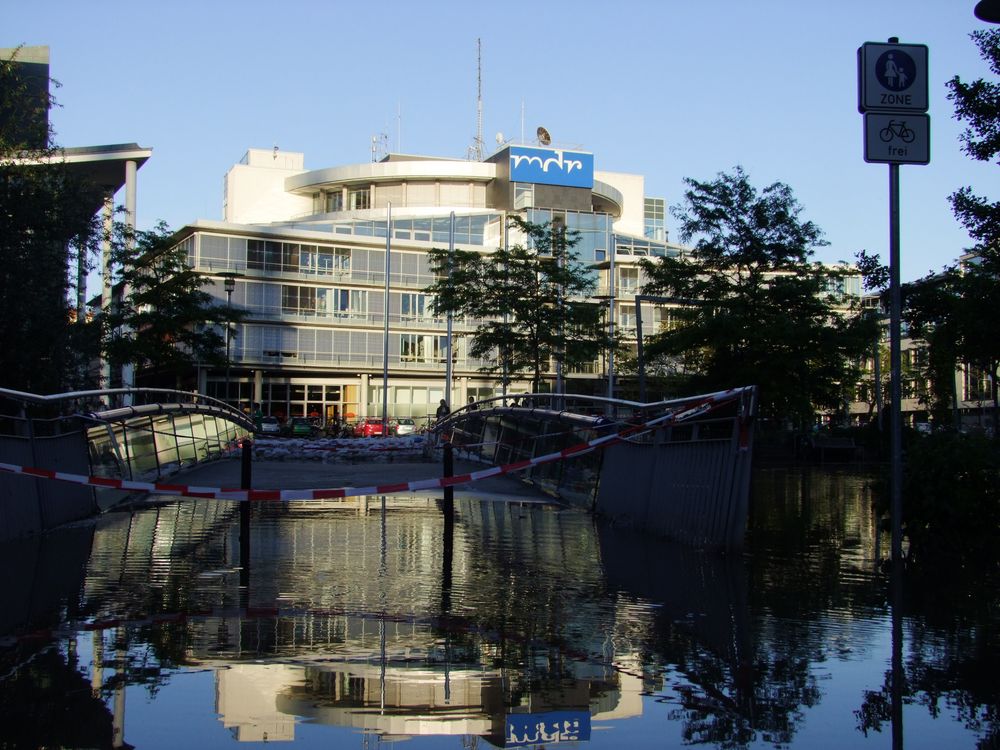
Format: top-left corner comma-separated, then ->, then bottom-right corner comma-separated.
173,141 -> 682,427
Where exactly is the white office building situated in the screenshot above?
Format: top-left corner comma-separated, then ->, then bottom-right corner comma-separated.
176,144 -> 682,426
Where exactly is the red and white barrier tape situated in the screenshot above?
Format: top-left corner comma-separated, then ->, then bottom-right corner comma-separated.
0,390 -> 746,503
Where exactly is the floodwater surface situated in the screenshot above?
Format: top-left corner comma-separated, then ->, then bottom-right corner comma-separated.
0,468 -> 997,748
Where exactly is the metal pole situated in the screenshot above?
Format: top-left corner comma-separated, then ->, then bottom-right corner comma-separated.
445,212 -> 455,407
555,226 -> 565,398
889,163 -> 903,566
225,287 -> 233,407
239,439 -> 252,589
607,217 -> 616,401
888,161 -> 905,750
636,297 -> 646,402
382,203 -> 391,432
502,218 -> 509,398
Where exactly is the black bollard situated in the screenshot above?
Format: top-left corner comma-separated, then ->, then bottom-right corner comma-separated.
442,441 -> 454,514
239,439 -> 252,589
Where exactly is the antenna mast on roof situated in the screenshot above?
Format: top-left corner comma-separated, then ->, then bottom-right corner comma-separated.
469,38 -> 484,161
371,132 -> 388,162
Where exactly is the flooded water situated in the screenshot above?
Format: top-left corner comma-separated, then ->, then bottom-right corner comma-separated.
1,468 -> 997,748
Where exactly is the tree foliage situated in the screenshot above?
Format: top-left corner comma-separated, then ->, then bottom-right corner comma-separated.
0,48 -> 106,394
425,216 -> 605,393
901,28 -> 1000,433
639,167 -> 875,427
102,222 -> 242,378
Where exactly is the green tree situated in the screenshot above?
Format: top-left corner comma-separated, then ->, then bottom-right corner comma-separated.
945,28 -> 1000,436
639,167 -> 875,428
901,269 -> 963,426
0,49 -> 106,394
425,216 -> 605,393
102,222 -> 242,382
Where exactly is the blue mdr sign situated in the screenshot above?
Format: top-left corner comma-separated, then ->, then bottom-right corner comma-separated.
509,146 -> 594,188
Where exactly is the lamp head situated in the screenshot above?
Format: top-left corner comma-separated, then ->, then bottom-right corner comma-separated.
975,0 -> 1000,22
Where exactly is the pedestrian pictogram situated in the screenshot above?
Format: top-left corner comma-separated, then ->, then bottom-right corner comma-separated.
875,50 -> 916,92
858,42 -> 928,113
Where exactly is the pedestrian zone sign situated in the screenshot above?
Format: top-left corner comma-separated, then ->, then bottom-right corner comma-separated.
858,42 -> 928,113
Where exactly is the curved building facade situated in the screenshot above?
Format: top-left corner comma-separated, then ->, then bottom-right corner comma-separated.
178,145 -> 683,428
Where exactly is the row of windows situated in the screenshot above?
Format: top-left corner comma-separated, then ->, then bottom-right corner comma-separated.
247,240 -> 351,274
233,325 -> 475,367
281,286 -> 370,316
323,188 -> 371,212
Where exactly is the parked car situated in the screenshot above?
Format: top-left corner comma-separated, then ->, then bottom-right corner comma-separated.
288,416 -> 316,438
258,415 -> 281,435
394,417 -> 416,436
354,418 -> 386,438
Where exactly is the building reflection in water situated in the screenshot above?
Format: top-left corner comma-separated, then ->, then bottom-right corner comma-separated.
47,490 -> 743,745
2,469 -> 997,747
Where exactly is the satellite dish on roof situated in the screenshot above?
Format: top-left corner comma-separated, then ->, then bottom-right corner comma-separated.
536,126 -> 551,146
496,131 -> 505,145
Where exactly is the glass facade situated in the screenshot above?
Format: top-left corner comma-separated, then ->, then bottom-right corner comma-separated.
525,208 -> 610,265
644,197 -> 666,241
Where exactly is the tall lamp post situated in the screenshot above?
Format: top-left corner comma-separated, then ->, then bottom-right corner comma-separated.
221,273 -> 237,407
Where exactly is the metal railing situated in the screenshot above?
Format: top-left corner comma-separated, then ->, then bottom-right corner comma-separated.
0,388 -> 254,542
433,388 -> 757,549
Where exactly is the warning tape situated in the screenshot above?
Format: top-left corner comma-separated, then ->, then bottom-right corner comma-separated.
0,389 -> 747,503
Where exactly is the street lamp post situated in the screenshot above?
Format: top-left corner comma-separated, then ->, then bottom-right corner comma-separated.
222,273 -> 237,407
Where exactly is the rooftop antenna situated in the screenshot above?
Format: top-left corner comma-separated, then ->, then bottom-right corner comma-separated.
469,38 -> 484,161
537,126 -> 551,146
371,132 -> 388,162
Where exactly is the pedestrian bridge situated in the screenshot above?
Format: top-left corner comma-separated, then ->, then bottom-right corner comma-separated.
0,387 -> 253,542
433,387 -> 757,549
1,385 -> 757,550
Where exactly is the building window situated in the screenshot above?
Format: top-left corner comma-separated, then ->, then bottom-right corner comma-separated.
301,245 -> 350,275
400,333 -> 447,363
281,285 -> 316,314
514,183 -> 534,210
618,267 -> 639,293
349,187 -> 370,210
644,197 -> 665,242
400,293 -> 427,320
326,190 -> 344,212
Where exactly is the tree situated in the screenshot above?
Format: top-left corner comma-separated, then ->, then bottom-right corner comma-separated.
945,28 -> 1000,436
0,49 -> 106,394
425,216 -> 606,393
639,167 -> 875,428
102,222 -> 242,382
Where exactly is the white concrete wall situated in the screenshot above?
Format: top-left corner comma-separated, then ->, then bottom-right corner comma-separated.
224,149 -> 312,224
595,170 -> 646,238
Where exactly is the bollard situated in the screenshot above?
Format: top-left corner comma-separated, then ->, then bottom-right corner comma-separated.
442,441 -> 454,512
239,439 -> 252,589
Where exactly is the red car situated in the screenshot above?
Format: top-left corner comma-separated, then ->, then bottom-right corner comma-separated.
354,418 -> 386,438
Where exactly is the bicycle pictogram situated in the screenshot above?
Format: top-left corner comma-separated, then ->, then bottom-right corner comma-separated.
879,120 -> 915,143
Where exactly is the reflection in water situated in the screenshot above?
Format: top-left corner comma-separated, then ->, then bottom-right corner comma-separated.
0,468 -> 997,748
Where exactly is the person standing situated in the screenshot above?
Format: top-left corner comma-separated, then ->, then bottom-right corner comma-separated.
435,399 -> 450,419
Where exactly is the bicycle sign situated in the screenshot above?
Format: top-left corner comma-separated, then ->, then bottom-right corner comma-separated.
879,119 -> 915,144
864,113 -> 929,164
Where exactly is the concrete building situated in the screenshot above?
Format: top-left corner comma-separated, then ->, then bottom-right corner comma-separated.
177,143 -> 684,427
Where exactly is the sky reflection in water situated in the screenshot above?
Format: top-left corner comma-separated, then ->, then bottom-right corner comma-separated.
0,468 -> 996,748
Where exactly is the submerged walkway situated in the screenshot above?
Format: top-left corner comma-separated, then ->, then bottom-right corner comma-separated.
173,457 -> 553,501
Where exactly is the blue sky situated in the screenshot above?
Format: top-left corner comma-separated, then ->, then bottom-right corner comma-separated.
4,0 -> 996,282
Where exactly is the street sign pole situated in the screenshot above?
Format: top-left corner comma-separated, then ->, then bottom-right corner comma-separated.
858,36 -> 929,570
888,162 -> 903,567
